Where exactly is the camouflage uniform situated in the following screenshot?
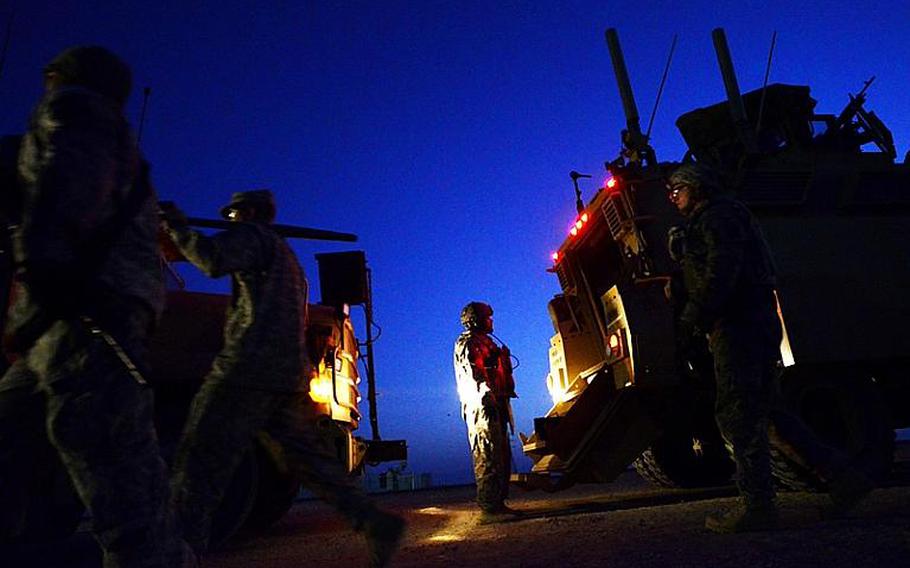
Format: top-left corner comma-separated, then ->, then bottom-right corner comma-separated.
453,303 -> 514,512
679,194 -> 781,507
0,47 -> 187,567
677,175 -> 845,510
163,195 -> 389,555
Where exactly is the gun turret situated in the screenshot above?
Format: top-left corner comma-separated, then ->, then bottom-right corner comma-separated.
815,76 -> 896,160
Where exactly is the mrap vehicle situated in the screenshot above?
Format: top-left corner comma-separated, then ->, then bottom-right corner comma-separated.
517,28 -> 910,493
154,235 -> 407,543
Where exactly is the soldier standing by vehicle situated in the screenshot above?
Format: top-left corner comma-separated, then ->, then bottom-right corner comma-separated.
668,163 -> 873,533
453,301 -> 520,523
159,191 -> 404,566
0,47 -> 190,566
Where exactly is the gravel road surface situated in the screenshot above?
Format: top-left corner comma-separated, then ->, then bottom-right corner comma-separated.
10,460 -> 909,568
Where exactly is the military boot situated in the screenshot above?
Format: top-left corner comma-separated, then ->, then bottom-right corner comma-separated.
825,467 -> 874,518
364,510 -> 406,568
478,504 -> 524,525
705,501 -> 778,534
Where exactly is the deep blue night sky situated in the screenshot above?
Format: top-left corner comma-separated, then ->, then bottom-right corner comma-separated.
3,1 -> 908,485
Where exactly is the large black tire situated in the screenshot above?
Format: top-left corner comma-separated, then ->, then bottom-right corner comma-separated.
208,448 -> 260,550
634,412 -> 735,488
770,373 -> 895,491
155,387 -> 260,550
242,441 -> 301,530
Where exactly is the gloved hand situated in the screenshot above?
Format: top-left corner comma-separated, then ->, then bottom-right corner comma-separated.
158,200 -> 188,227
667,225 -> 687,262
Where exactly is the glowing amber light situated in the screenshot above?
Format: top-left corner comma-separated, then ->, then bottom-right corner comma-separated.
551,251 -> 559,262
581,213 -> 589,222
609,334 -> 620,349
309,376 -> 333,403
575,220 -> 583,230
606,177 -> 617,189
569,226 -> 578,236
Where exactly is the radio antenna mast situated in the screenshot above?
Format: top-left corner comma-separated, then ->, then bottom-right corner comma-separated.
136,86 -> 151,148
755,31 -> 778,135
645,34 -> 678,139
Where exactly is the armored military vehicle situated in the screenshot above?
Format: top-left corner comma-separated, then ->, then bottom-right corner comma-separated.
154,235 -> 407,543
517,28 -> 909,493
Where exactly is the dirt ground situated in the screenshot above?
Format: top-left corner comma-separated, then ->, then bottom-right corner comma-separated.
202,470 -> 910,568
7,462 -> 910,568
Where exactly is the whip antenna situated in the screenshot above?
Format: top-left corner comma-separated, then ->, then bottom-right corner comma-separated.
755,31 -> 778,135
136,86 -> 151,148
645,34 -> 677,139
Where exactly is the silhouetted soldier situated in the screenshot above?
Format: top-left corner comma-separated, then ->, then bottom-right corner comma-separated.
160,191 -> 404,566
0,46 -> 190,566
453,301 -> 520,523
668,163 -> 873,533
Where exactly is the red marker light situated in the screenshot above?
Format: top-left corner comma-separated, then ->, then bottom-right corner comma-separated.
551,251 -> 559,262
581,213 -> 589,223
606,177 -> 617,189
575,220 -> 583,230
570,226 -> 578,236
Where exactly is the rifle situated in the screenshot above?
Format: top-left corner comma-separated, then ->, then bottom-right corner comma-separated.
185,217 -> 357,242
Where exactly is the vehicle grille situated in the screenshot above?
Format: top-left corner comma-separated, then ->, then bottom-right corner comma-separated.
556,262 -> 572,292
601,194 -> 627,239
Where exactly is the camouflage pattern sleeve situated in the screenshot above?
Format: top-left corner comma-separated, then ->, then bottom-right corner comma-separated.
681,207 -> 747,330
164,222 -> 268,278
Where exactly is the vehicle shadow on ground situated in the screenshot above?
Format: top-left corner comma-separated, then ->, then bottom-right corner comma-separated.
512,484 -> 738,522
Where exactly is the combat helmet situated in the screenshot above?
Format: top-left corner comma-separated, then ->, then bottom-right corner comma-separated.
460,302 -> 493,331
666,162 -> 722,201
220,189 -> 277,222
45,46 -> 132,108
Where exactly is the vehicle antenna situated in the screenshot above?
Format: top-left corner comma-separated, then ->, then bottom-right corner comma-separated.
136,86 -> 151,148
570,170 -> 592,214
0,11 -> 14,85
755,31 -> 778,135
645,34 -> 678,139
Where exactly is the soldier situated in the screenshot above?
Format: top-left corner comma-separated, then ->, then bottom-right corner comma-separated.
668,163 -> 873,533
0,47 -> 190,566
453,301 -> 520,523
159,191 -> 404,566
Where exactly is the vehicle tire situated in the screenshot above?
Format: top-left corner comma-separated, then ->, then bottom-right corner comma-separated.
633,412 -> 735,488
242,441 -> 301,530
770,373 -> 895,491
208,448 -> 259,550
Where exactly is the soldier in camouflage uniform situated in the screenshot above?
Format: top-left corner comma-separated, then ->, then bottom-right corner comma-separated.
453,302 -> 520,523
160,191 -> 404,566
0,47 -> 190,567
668,163 -> 873,533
